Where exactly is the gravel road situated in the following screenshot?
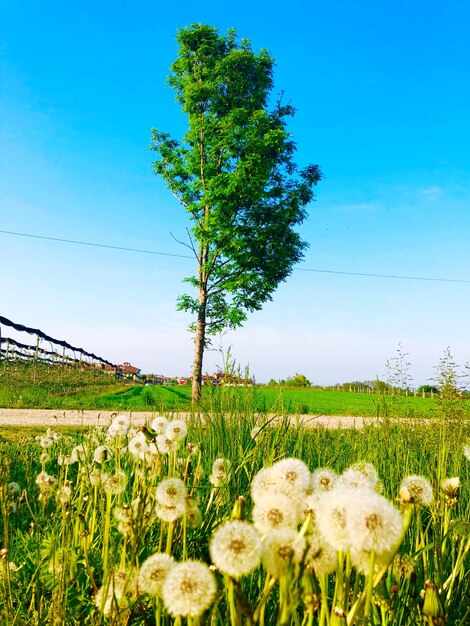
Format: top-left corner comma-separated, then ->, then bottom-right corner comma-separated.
0,408 -> 381,429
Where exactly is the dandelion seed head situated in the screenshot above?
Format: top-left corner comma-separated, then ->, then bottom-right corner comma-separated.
7,482 -> 20,495
57,454 -> 73,466
269,458 -> 311,498
150,416 -> 168,434
57,483 -> 73,505
93,445 -> 111,464
70,444 -> 87,464
346,490 -> 403,556
128,433 -> 149,459
400,475 -> 433,505
304,532 -> 337,577
138,553 -> 175,596
441,477 -> 460,497
185,504 -> 202,528
156,478 -> 187,507
315,487 -> 354,551
35,471 -> 57,493
350,547 -> 390,576
311,468 -> 338,493
209,457 -> 232,486
108,414 -> 131,437
38,436 -> 53,449
165,419 -> 187,442
156,434 -> 179,454
261,529 -> 306,578
251,466 -> 279,502
156,501 -> 186,522
337,468 -> 376,491
95,567 -> 137,616
210,520 -> 262,578
102,470 -> 128,495
88,468 -> 102,486
162,560 -> 216,617
114,507 -> 133,536
301,493 -> 322,526
252,493 -> 299,534
47,429 -> 61,442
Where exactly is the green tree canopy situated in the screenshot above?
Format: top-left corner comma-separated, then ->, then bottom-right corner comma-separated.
151,24 -> 321,400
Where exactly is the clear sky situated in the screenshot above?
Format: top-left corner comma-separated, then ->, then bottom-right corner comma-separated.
1,0 -> 470,386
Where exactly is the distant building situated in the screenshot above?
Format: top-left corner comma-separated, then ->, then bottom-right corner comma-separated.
117,361 -> 142,380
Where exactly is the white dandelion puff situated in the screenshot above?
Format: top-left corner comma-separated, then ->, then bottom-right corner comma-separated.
315,487 -> 354,551
128,432 -> 149,459
93,445 -> 112,464
156,501 -> 186,522
156,478 -> 187,507
162,560 -> 216,618
311,468 -> 338,493
7,482 -> 20,495
150,416 -> 168,434
38,436 -> 54,449
337,468 -> 376,491
138,553 -> 175,596
57,483 -> 73,505
251,467 -> 277,502
114,507 -> 133,536
209,457 -> 232,486
252,493 -> 299,534
261,529 -> 306,578
102,470 -> 128,495
165,419 -> 187,442
267,458 -> 311,499
441,477 -> 460,497
35,471 -> 57,499
108,415 -> 131,437
95,567 -> 138,616
399,475 -> 433,505
156,434 -> 179,454
304,532 -> 337,577
210,520 -> 262,578
346,490 -> 403,556
70,444 -> 87,464
185,503 -> 202,528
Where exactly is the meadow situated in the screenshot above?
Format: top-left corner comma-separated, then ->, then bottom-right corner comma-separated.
1,362 -> 469,624
1,391 -> 469,625
0,361 -> 452,419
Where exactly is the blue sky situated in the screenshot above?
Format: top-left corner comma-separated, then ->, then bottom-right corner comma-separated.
1,0 -> 470,385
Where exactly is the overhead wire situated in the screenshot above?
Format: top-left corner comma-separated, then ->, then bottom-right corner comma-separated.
1,228 -> 469,284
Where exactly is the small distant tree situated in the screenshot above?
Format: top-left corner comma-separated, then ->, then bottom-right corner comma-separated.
151,24 -> 321,402
286,373 -> 311,388
417,384 -> 438,394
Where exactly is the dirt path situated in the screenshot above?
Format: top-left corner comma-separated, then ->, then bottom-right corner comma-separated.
0,408 -> 381,429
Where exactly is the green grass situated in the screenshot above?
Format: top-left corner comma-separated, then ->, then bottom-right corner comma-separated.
1,409 -> 469,625
1,361 -> 469,419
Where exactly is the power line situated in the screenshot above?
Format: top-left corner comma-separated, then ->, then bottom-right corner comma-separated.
1,227 -> 469,284
0,228 -> 193,259
295,267 -> 470,284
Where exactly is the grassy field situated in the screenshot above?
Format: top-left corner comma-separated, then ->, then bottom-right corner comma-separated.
0,361 -> 454,418
1,406 -> 469,625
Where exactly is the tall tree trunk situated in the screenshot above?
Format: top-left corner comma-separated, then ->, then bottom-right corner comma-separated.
191,288 -> 207,403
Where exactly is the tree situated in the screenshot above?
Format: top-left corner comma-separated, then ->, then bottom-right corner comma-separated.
151,24 -> 321,401
286,373 -> 312,388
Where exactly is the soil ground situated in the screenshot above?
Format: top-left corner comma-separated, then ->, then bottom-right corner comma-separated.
0,408 -> 381,429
